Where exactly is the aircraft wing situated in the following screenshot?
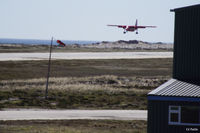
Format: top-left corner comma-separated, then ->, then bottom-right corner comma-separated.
136,26 -> 157,28
107,25 -> 127,29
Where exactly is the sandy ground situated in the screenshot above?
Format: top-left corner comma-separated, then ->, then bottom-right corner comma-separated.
0,52 -> 173,61
0,109 -> 147,121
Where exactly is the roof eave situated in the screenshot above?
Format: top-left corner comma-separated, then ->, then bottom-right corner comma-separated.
170,4 -> 200,12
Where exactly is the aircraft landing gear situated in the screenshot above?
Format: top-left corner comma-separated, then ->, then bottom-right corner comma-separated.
123,29 -> 127,34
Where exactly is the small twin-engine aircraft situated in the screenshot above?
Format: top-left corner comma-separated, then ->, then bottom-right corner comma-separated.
107,19 -> 156,34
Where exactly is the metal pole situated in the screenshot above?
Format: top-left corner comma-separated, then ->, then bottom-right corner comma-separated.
45,37 -> 53,99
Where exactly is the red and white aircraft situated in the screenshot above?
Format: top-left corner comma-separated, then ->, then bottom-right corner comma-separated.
107,19 -> 156,34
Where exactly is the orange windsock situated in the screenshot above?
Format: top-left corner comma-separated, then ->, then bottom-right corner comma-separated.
57,40 -> 66,46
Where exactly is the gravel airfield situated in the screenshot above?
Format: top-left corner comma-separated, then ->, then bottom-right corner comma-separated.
0,109 -> 147,121
0,52 -> 173,61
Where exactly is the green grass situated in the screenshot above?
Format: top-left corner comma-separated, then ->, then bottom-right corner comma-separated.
0,120 -> 147,133
0,58 -> 172,80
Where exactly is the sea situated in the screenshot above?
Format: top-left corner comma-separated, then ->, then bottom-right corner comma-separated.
0,38 -> 99,45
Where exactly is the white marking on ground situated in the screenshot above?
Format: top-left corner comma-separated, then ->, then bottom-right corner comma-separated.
0,109 -> 147,121
0,52 -> 173,61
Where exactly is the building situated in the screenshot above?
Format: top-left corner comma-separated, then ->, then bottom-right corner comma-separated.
147,4 -> 200,133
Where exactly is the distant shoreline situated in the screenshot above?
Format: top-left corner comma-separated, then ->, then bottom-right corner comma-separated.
0,38 -> 100,45
0,39 -> 173,53
0,38 -> 172,45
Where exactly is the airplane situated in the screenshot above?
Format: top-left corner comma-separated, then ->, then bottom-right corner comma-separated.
107,19 -> 156,34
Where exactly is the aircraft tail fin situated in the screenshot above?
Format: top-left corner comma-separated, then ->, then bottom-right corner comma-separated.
135,19 -> 138,27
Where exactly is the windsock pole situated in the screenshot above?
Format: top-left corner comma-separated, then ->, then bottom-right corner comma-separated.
45,37 -> 53,99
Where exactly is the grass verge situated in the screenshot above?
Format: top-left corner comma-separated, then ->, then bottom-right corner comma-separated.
0,75 -> 169,109
0,120 -> 147,133
0,58 -> 172,109
0,58 -> 172,80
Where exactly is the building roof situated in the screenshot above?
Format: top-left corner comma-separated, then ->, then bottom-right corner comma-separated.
170,4 -> 200,12
148,79 -> 200,98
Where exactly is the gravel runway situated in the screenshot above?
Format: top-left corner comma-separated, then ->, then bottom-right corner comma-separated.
0,52 -> 173,61
0,109 -> 147,121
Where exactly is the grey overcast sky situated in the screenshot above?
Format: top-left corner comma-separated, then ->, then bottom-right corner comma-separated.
0,0 -> 199,42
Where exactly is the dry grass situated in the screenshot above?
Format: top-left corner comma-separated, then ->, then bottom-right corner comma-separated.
0,58 -> 172,109
0,120 -> 147,133
0,75 -> 169,109
0,58 -> 172,80
0,75 -> 169,93
0,43 -> 172,53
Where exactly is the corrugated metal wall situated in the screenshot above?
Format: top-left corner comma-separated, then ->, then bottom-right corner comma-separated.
148,5 -> 200,133
148,100 -> 200,133
173,5 -> 200,83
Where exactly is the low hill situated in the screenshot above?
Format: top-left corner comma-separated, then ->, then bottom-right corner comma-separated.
81,40 -> 173,51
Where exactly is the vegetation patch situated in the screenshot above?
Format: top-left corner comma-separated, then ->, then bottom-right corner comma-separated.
0,44 -> 172,53
0,120 -> 147,133
0,75 -> 169,109
0,58 -> 172,109
0,58 -> 172,80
